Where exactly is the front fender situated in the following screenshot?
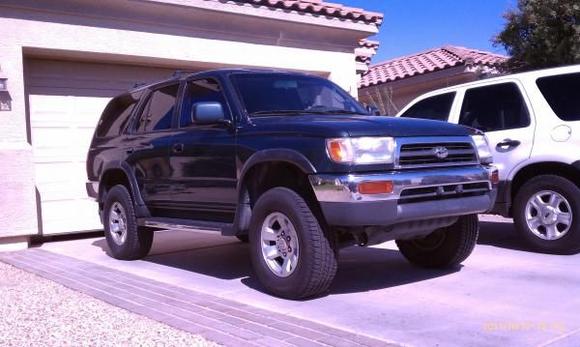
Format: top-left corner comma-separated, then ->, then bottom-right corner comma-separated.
238,149 -> 316,186
228,149 -> 317,236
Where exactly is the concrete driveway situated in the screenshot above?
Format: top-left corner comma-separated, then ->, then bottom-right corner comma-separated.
38,216 -> 580,347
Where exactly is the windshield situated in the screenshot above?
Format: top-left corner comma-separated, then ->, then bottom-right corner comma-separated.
231,73 -> 368,116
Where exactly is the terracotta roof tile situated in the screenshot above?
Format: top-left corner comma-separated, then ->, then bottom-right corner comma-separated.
360,46 -> 507,87
218,0 -> 383,25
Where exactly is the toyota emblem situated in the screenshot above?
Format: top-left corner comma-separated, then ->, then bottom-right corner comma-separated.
433,146 -> 449,159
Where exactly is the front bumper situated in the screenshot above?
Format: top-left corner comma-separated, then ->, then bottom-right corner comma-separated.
309,165 -> 497,227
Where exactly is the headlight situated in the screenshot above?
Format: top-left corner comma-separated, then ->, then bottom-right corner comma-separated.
326,137 -> 395,164
471,134 -> 493,164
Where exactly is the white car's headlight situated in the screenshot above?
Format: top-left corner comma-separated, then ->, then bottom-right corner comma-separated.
471,134 -> 493,164
326,137 -> 395,164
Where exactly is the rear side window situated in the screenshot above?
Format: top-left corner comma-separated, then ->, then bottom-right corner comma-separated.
459,83 -> 530,132
400,93 -> 455,121
136,84 -> 179,133
96,93 -> 140,137
537,72 -> 580,121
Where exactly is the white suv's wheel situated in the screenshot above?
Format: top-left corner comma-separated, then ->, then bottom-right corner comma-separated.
514,175 -> 580,254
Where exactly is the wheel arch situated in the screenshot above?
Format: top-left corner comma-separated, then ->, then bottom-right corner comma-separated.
509,161 -> 580,214
99,162 -> 150,218
230,150 -> 321,236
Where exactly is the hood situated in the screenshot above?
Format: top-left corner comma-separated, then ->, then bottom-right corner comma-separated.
247,115 -> 471,138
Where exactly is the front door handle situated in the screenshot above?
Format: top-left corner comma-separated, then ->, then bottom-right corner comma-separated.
126,148 -> 135,154
172,143 -> 184,153
496,139 -> 521,150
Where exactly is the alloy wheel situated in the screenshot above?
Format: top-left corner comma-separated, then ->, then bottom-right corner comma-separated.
260,212 -> 300,277
108,202 -> 128,246
525,190 -> 573,241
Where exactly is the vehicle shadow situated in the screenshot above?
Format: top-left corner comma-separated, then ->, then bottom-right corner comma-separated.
477,221 -> 531,252
92,232 -> 460,296
243,246 -> 461,296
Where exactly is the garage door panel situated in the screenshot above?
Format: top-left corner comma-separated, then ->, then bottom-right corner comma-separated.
27,58 -> 175,235
40,200 -> 101,235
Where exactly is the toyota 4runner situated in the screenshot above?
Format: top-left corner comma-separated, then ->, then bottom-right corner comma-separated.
87,69 -> 497,299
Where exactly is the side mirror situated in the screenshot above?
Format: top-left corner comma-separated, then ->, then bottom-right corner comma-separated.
192,102 -> 226,125
365,104 -> 381,116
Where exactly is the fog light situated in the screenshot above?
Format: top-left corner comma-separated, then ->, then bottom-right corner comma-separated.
358,181 -> 394,194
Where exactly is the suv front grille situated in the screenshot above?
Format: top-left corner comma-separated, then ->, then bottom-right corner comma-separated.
398,142 -> 477,168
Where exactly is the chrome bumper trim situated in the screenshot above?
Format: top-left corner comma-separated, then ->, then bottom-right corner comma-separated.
309,165 -> 492,203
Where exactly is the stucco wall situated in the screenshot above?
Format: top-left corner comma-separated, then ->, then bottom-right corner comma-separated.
0,0 -> 370,241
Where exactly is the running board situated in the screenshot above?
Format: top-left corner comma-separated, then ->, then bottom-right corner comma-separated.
138,217 -> 232,235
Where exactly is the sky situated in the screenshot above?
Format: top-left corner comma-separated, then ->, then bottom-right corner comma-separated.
342,0 -> 517,63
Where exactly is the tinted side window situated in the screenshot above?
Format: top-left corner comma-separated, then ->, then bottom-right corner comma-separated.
400,93 -> 455,121
180,79 -> 227,127
96,92 -> 140,137
459,83 -> 530,132
136,84 -> 179,133
537,72 -> 580,121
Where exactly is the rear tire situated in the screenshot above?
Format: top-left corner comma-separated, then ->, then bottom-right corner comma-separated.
513,175 -> 580,254
103,185 -> 153,260
396,214 -> 479,268
249,187 -> 337,299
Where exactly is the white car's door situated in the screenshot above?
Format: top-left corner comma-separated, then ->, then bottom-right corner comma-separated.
455,81 -> 535,182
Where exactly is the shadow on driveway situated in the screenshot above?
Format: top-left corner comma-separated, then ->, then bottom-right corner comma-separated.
477,221 -> 532,252
92,235 -> 460,297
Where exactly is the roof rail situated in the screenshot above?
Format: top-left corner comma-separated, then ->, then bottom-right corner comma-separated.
172,70 -> 199,78
132,82 -> 147,88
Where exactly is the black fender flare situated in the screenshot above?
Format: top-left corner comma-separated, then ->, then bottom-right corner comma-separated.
237,149 -> 316,191
573,160 -> 580,172
99,161 -> 150,217
227,149 -> 317,236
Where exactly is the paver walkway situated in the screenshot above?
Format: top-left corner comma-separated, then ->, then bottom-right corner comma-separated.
0,249 -> 397,347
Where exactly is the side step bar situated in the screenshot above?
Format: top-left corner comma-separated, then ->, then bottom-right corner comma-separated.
137,217 -> 233,235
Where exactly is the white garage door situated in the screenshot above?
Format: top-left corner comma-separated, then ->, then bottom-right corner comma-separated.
26,59 -> 176,235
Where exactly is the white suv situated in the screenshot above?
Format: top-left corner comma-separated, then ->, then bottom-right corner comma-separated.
397,65 -> 580,254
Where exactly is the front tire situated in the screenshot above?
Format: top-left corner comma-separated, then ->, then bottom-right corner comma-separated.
396,214 -> 479,268
513,175 -> 580,254
103,185 -> 153,260
249,187 -> 337,299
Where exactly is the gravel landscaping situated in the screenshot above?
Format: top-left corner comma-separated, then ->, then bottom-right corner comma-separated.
0,261 -> 218,347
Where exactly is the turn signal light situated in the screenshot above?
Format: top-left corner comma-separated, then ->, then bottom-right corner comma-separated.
358,181 -> 394,195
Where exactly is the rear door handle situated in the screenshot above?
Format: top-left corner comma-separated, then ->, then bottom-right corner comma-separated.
496,139 -> 521,150
172,143 -> 184,153
126,148 -> 135,154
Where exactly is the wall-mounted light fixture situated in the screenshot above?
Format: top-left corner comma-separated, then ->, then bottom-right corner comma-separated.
0,70 -> 11,111
0,75 -> 7,91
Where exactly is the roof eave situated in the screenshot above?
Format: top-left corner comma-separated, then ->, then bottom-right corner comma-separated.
137,0 -> 381,34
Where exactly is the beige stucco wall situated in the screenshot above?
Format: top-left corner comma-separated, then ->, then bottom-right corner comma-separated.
0,0 -> 375,242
